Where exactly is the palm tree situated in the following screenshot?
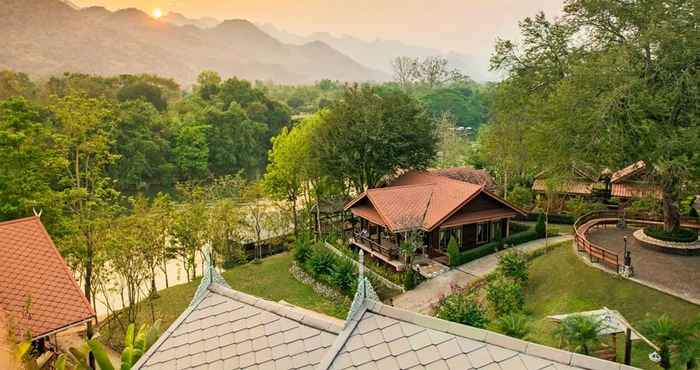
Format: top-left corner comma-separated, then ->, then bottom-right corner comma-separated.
555,315 -> 606,355
642,315 -> 681,369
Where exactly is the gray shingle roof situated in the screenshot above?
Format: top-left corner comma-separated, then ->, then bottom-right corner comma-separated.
134,284 -> 342,370
135,252 -> 639,370
319,301 -> 638,370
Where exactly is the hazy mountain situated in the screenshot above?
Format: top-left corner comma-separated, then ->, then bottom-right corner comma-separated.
259,23 -> 497,82
161,12 -> 220,29
0,0 -> 388,84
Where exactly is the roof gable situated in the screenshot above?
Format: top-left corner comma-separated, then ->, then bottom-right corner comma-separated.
346,171 -> 525,232
0,217 -> 94,339
611,161 -> 648,183
321,301 -> 629,370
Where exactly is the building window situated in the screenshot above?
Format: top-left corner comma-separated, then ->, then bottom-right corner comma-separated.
491,221 -> 502,241
439,228 -> 462,251
476,223 -> 489,244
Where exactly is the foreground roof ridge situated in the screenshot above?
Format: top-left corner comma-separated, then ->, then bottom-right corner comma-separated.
208,283 -> 343,334
357,300 -> 639,370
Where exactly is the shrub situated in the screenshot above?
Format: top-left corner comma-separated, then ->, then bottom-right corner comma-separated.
294,239 -> 313,264
447,236 -> 460,267
486,278 -> 524,316
645,227 -> 698,243
626,196 -> 660,215
403,267 -> 417,290
436,294 -> 488,328
555,315 -> 604,355
495,312 -> 531,339
497,250 -> 529,285
535,213 -> 546,237
331,258 -> 357,295
450,229 -> 542,266
690,207 -> 699,219
509,186 -> 533,209
565,197 -> 607,219
308,247 -> 336,277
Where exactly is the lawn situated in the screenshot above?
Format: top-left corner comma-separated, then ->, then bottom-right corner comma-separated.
99,252 -> 348,348
522,242 -> 700,369
514,221 -> 574,235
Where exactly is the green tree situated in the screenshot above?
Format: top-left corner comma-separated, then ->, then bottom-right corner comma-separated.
50,94 -> 118,343
314,85 -> 437,192
490,2 -> 700,232
116,81 -> 168,111
109,100 -> 174,193
555,314 -> 605,355
434,113 -> 470,168
447,235 -> 460,267
0,98 -> 63,229
172,121 -> 209,181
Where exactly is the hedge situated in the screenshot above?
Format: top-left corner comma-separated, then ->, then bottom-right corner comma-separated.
514,212 -> 575,225
645,227 -> 698,243
449,229 -> 543,266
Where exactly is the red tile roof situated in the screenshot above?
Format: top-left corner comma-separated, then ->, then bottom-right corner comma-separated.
611,183 -> 662,199
346,171 -> 524,232
0,217 -> 94,340
430,167 -> 495,190
440,208 -> 519,229
350,205 -> 386,227
611,160 -> 647,183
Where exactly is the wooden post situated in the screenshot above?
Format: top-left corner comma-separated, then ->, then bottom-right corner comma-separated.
611,333 -> 617,362
624,328 -> 632,365
506,219 -> 511,238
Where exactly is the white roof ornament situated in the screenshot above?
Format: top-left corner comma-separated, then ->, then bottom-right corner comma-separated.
346,249 -> 379,322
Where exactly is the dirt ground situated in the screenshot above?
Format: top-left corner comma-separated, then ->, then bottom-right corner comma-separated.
586,227 -> 700,302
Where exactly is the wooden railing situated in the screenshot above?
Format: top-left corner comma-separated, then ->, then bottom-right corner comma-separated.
574,211 -> 621,273
352,232 -> 399,260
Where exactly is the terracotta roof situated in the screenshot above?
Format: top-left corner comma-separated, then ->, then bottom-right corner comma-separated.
430,167 -> 495,189
441,209 -> 519,229
347,171 -> 524,232
611,161 -> 647,183
0,217 -> 94,339
611,183 -> 662,199
350,205 -> 386,227
532,179 -> 594,196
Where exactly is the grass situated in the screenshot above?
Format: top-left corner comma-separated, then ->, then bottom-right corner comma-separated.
522,242 -> 700,369
514,221 -> 574,235
99,252 -> 347,348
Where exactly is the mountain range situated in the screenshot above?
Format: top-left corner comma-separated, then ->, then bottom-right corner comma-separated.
258,24 -> 497,82
0,0 -> 387,85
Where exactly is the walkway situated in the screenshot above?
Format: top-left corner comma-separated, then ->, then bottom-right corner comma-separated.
586,227 -> 700,304
391,235 -> 574,314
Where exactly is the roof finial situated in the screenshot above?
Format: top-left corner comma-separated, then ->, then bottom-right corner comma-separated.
193,246 -> 231,302
345,249 -> 379,322
358,249 -> 365,279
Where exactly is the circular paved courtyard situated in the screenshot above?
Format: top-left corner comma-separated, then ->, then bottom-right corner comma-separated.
586,227 -> 700,302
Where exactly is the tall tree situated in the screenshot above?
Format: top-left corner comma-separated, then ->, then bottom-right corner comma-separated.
314,85 -> 437,192
50,95 -> 118,344
489,2 -> 700,231
0,98 -> 64,229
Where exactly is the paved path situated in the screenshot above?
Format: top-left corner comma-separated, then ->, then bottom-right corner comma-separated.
391,235 -> 574,314
586,227 -> 700,304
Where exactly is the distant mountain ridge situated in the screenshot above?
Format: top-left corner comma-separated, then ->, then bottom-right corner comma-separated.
259,24 -> 497,82
0,0 -> 388,84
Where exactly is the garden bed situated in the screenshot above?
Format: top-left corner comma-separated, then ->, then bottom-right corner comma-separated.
643,227 -> 698,243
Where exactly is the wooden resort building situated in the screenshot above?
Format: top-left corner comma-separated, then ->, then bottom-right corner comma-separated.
532,161 -> 662,202
344,169 -> 526,270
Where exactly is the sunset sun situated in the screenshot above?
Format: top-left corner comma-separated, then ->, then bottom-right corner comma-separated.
153,8 -> 163,19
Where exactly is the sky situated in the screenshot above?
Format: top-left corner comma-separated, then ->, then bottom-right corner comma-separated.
73,0 -> 566,57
